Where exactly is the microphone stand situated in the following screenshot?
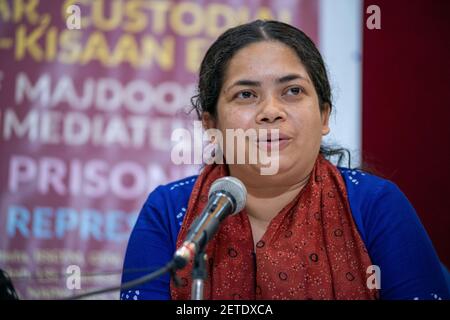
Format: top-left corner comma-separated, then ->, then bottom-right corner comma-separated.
191,249 -> 207,300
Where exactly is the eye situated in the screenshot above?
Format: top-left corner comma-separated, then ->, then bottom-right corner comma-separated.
235,90 -> 256,100
285,86 -> 303,96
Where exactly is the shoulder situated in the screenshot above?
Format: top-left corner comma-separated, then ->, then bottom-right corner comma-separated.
338,166 -> 432,245
338,167 -> 408,243
144,175 -> 198,209
338,167 -> 393,201
121,175 -> 198,300
338,168 -> 449,299
139,175 -> 198,232
338,167 -> 429,251
338,167 -> 420,229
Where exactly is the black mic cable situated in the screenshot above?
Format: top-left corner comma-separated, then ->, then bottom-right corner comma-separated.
64,261 -> 181,300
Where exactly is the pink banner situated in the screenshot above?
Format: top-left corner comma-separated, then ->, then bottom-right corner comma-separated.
0,0 -> 318,299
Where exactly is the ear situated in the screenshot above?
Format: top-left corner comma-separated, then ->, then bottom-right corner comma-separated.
320,103 -> 331,136
202,112 -> 216,130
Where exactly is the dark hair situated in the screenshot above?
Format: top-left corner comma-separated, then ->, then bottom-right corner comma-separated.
191,19 -> 351,167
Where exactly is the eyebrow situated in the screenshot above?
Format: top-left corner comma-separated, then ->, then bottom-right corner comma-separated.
276,74 -> 307,84
227,74 -> 309,91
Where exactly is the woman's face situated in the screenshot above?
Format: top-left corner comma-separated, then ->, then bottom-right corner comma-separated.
204,41 -> 330,182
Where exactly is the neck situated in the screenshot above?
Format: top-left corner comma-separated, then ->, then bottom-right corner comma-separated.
247,174 -> 310,198
228,165 -> 312,222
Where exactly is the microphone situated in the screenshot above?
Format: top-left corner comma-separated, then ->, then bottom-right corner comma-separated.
173,176 -> 247,269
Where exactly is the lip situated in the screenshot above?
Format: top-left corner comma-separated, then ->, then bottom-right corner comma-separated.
256,133 -> 293,151
257,132 -> 292,141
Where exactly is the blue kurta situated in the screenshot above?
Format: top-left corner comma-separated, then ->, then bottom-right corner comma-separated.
120,168 -> 450,300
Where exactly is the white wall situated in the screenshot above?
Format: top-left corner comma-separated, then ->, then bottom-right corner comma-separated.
319,0 -> 363,167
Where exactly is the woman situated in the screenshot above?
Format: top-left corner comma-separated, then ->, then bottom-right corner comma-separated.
120,20 -> 449,300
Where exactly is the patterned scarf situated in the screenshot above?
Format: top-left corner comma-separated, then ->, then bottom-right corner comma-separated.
170,155 -> 379,300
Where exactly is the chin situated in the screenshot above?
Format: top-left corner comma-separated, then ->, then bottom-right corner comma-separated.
252,157 -> 294,176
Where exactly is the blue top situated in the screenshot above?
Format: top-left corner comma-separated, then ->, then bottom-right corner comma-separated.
120,168 -> 450,300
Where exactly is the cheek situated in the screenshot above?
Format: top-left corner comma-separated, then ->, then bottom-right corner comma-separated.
290,109 -> 324,140
217,106 -> 255,130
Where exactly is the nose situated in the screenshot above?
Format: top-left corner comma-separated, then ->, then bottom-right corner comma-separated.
256,96 -> 287,124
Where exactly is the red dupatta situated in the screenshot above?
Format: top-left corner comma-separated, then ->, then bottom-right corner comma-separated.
170,155 -> 378,300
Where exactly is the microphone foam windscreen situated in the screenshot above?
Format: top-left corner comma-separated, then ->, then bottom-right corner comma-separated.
209,177 -> 247,214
